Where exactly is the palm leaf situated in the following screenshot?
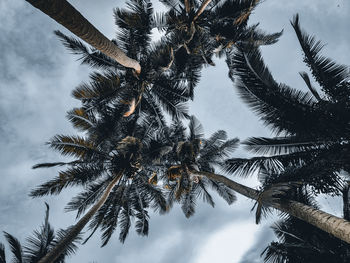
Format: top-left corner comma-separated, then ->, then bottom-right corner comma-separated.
3,232 -> 22,263
291,14 -> 349,99
49,135 -> 101,159
253,181 -> 303,224
23,203 -> 55,263
181,189 -> 196,218
72,71 -> 122,101
243,136 -> 327,155
0,243 -> 5,263
188,115 -> 204,141
231,48 -> 325,135
55,30 -> 120,70
67,108 -> 95,131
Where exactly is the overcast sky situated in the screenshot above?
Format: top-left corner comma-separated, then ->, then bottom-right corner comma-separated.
0,0 -> 349,262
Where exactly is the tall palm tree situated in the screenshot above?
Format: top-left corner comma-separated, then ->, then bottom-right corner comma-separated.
226,14 -> 350,195
154,116 -> 239,217
31,113 -> 168,263
25,0 -> 141,73
262,186 -> 350,263
0,204 -> 80,263
52,0 -> 191,121
139,116 -> 350,245
220,13 -> 350,243
154,0 -> 282,98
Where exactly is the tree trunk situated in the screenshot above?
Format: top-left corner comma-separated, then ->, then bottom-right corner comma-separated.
26,0 -> 141,74
343,182 -> 350,221
38,172 -> 123,263
191,170 -> 350,245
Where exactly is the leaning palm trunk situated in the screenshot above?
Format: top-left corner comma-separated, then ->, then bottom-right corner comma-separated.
38,172 -> 123,263
191,170 -> 350,245
26,0 -> 141,74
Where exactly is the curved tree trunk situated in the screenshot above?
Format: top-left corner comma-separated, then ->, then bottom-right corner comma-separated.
38,172 -> 123,263
26,0 -> 141,74
191,170 -> 350,245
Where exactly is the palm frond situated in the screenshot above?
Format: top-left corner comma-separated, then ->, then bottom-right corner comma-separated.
65,177 -> 110,218
291,14 -> 350,100
30,166 -> 103,197
0,243 -> 5,263
55,30 -> 120,70
99,186 -> 125,247
32,160 -> 80,169
48,135 -> 101,159
224,156 -> 284,177
152,12 -> 168,31
52,227 -> 81,261
23,204 -> 55,263
243,136 -> 327,155
67,108 -> 96,132
197,178 -> 215,207
254,181 -> 303,224
231,48 -> 324,135
207,178 -> 236,204
72,71 -> 122,101
118,203 -> 132,243
3,232 -> 23,263
181,189 -> 196,218
188,115 -> 204,140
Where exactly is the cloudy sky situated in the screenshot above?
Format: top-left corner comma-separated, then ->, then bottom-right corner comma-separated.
0,0 -> 349,262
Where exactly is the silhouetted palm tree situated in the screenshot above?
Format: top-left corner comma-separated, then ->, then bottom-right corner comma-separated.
31,113 -> 169,262
154,0 -> 282,98
152,116 -> 239,217
225,14 -> 350,196
0,204 -> 80,263
29,0 -> 192,122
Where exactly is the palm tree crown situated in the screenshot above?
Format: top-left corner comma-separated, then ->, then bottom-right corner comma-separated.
0,204 -> 80,263
225,14 -> 350,199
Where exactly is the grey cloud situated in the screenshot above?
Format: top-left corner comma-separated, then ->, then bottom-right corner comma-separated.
0,0 -> 349,263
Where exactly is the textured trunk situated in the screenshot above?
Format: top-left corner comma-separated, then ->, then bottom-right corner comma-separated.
193,0 -> 212,21
26,0 -> 141,73
191,170 -> 350,245
38,172 -> 123,263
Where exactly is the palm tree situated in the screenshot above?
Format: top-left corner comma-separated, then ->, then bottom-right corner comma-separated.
134,116 -> 350,245
262,187 -> 350,263
156,116 -> 239,217
154,0 -> 282,98
25,0 -> 141,73
31,113 -> 168,263
225,14 -> 350,195
51,0 -> 192,121
188,167 -> 350,245
0,203 -> 80,263
24,0 -> 350,256
220,13 -> 350,243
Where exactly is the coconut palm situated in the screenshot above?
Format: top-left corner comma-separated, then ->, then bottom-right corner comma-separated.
225,14 -> 350,196
0,203 -> 80,263
151,116 -> 239,217
262,186 -> 350,263
52,0 -> 196,122
31,112 -> 169,262
154,0 -> 282,98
